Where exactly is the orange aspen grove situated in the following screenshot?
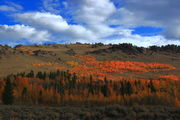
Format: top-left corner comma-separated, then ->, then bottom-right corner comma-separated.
159,75 -> 180,81
1,65 -> 179,106
70,55 -> 176,81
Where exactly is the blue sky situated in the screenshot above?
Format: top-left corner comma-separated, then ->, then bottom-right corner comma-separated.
0,0 -> 180,47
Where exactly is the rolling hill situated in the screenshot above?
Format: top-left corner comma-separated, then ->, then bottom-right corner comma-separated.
0,43 -> 179,80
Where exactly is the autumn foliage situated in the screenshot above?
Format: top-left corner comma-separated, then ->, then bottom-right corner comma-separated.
3,55 -> 177,106
0,69 -> 179,107
159,75 -> 180,81
69,55 -> 176,80
31,55 -> 176,81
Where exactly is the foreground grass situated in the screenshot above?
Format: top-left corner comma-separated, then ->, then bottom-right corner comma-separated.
0,104 -> 179,120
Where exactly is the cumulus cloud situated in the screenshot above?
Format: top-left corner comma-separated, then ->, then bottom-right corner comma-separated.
0,24 -> 50,45
15,12 -> 97,42
67,0 -> 117,38
110,0 -> 180,40
16,12 -> 69,32
66,0 -> 180,46
103,28 -> 180,47
0,0 -> 179,46
69,0 -> 116,24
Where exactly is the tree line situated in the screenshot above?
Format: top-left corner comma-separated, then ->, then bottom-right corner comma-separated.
0,70 -> 179,106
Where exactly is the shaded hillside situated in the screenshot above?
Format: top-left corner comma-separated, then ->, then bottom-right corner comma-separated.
90,43 -> 180,55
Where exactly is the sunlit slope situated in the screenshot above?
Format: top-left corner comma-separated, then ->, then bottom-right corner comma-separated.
0,44 -> 179,79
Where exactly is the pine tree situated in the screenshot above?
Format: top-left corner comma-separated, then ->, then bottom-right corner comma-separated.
101,77 -> 109,97
22,87 -> 28,98
126,81 -> 133,95
88,75 -> 94,95
148,80 -> 156,93
36,71 -> 43,79
26,70 -> 34,78
2,78 -> 14,105
120,81 -> 125,96
21,87 -> 28,103
72,73 -> 77,88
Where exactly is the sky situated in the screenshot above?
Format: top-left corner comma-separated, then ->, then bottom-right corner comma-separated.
0,0 -> 180,47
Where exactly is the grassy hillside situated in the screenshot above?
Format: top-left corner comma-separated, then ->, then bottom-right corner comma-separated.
0,44 -> 180,77
0,44 -> 108,77
0,44 -> 179,80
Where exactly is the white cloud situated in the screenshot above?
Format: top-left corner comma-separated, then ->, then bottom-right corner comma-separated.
109,8 -> 158,26
110,0 -> 180,41
15,12 -> 97,42
6,1 -> 23,10
62,2 -> 68,8
67,0 -> 117,38
0,5 -> 17,12
42,0 -> 61,14
42,0 -> 68,14
0,24 -> 50,44
67,0 -> 179,47
16,12 -> 69,31
1,0 -> 179,46
71,0 -> 116,24
0,2 -> 23,12
89,24 -> 115,37
103,28 -> 180,47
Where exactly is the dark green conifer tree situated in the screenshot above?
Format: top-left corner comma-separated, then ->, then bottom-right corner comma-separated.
88,75 -> 94,95
120,81 -> 125,96
101,77 -> 109,97
36,71 -> 43,79
126,81 -> 133,95
26,70 -> 34,78
2,78 -> 14,105
148,80 -> 156,93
